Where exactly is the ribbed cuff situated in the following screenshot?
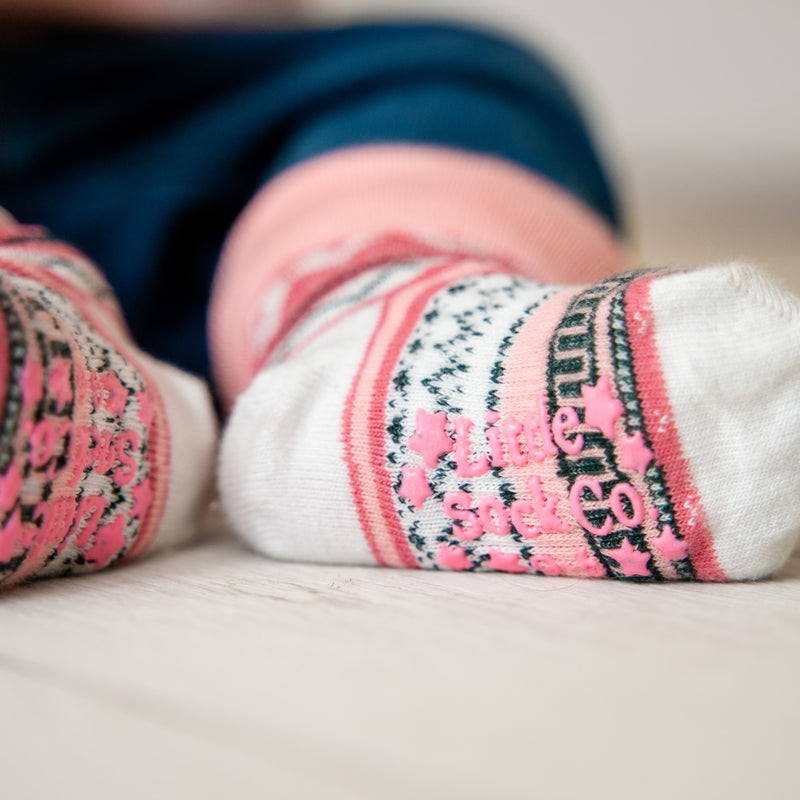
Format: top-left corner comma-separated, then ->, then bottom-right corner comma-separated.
208,144 -> 631,409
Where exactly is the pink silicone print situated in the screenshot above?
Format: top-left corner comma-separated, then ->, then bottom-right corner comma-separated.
0,222 -> 171,587
581,376 -> 624,440
409,409 -> 454,468
342,242 -> 503,568
384,267 -> 713,580
398,466 -> 432,509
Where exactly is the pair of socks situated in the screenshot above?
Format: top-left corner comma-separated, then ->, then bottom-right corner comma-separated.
2,146 -> 799,585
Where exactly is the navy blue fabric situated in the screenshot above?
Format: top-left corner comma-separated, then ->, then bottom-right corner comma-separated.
0,22 -> 622,377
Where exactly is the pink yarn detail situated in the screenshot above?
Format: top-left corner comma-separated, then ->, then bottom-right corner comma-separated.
619,430 -> 654,475
130,478 -> 154,520
569,478 -> 613,537
69,495 -> 106,550
452,415 -> 490,477
610,538 -> 652,578
136,390 -> 155,428
436,543 -> 473,571
84,513 -> 126,569
510,499 -> 542,539
0,464 -> 23,514
29,419 -> 68,469
408,409 -> 454,468
485,424 -> 509,468
652,524 -> 689,562
112,430 -> 139,486
443,491 -> 482,541
551,406 -> 584,456
0,508 -> 26,563
398,466 -> 432,509
49,499 -> 81,554
530,553 -> 562,576
577,546 -> 606,578
486,549 -> 529,573
610,483 -> 645,529
502,417 -> 528,466
527,476 -> 570,533
477,495 -> 511,537
68,427 -> 92,487
33,497 -> 75,550
523,393 -> 558,462
94,371 -> 127,417
91,428 -> 116,475
47,358 -> 73,412
581,376 -> 624,441
20,357 -> 44,407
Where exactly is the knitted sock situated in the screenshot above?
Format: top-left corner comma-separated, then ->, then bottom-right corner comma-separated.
211,147 -> 800,581
0,213 -> 217,588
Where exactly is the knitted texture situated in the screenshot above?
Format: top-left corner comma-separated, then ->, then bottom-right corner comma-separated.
0,214 -> 217,588
219,233 -> 800,580
209,145 -> 629,408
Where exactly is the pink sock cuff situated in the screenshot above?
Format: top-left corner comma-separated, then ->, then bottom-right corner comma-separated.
208,144 -> 631,408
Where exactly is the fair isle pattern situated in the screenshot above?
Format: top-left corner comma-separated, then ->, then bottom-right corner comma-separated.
342,257 -> 509,567
219,224 -> 727,579
0,225 -> 169,586
0,231 -> 122,318
385,274 -> 554,568
354,264 -> 711,579
245,232 -> 515,567
543,273 -> 678,579
220,217 -> 799,579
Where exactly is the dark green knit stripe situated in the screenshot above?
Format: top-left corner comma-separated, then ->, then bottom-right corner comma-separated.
546,272 -> 663,580
608,290 -> 694,579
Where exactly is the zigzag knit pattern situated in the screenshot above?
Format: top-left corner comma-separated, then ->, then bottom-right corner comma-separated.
375,268 -> 700,578
0,219 -> 170,587
220,232 -> 800,581
320,243 -> 701,578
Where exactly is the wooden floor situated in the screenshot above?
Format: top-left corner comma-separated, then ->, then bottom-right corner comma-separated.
2,11 -> 799,798
2,521 -> 799,799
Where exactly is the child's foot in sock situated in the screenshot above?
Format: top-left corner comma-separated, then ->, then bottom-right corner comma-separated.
217,233 -> 800,581
0,213 -> 217,588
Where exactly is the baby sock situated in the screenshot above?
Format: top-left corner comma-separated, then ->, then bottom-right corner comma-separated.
0,212 -> 217,588
211,146 -> 800,581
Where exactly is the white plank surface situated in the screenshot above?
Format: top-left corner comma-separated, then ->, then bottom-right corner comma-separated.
2,519 -> 799,799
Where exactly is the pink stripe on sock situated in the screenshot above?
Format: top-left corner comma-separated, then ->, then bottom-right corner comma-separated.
254,232 -> 467,370
591,292 -> 677,577
209,145 -> 631,408
624,277 -> 726,581
499,289 -> 613,577
0,248 -> 171,564
0,286 -> 8,422
345,257 -> 502,567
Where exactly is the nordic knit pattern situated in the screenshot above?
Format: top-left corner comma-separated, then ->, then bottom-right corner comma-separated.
220,233 -> 800,581
0,216 -> 216,588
